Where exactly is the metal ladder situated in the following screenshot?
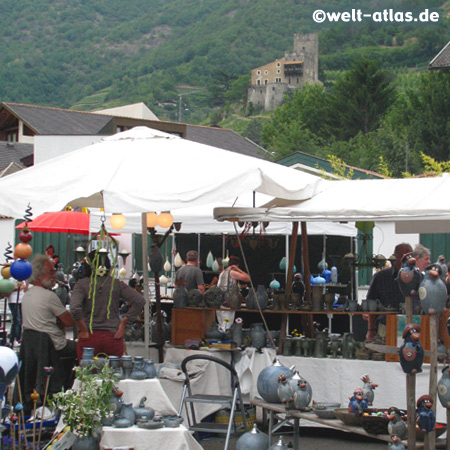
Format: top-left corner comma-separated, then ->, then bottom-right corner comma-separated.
178,354 -> 247,450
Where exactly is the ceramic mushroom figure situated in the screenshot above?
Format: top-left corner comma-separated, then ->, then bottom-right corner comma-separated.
361,374 -> 378,406
388,434 -> 406,450
418,263 -> 448,315
416,394 -> 436,433
348,387 -> 367,414
387,407 -> 407,440
437,365 -> 450,409
399,323 -> 424,374
396,252 -> 422,297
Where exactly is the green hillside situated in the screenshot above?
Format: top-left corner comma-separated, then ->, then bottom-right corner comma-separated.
0,0 -> 447,124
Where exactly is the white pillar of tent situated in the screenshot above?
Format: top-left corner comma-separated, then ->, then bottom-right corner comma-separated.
141,213 -> 150,359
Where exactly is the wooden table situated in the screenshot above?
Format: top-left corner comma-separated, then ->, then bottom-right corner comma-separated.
251,398 -> 446,450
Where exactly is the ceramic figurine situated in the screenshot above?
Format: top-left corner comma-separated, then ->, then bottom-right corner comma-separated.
348,387 -> 367,413
399,323 -> 424,374
418,264 -> 447,315
257,358 -> 294,404
416,394 -> 435,433
292,380 -> 312,410
437,339 -> 447,363
438,365 -> 450,409
388,434 -> 406,450
396,253 -> 422,296
341,333 -> 356,359
236,424 -> 269,450
172,284 -> 188,309
277,374 -> 294,405
387,407 -> 407,440
361,374 -> 377,406
250,323 -> 266,351
436,255 -> 448,280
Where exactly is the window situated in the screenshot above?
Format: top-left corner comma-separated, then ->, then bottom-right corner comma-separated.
276,62 -> 281,67
264,79 -> 268,85
264,70 -> 268,75
275,77 -> 281,83
257,70 -> 261,75
277,69 -> 281,74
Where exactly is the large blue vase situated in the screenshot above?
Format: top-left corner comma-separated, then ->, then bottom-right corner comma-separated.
257,358 -> 294,403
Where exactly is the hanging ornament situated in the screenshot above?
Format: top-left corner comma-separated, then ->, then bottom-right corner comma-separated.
270,279 -> 281,290
14,243 -> 32,260
279,257 -> 287,271
222,251 -> 230,268
18,226 -> 33,244
160,275 -> 169,285
212,258 -> 220,273
118,267 -> 127,278
174,252 -> 183,268
10,259 -> 32,281
164,258 -> 171,272
0,278 -> 15,295
206,251 -> 214,269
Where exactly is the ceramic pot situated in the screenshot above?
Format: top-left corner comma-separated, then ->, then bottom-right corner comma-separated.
361,299 -> 369,312
293,337 -> 302,357
236,424 -> 269,450
311,286 -> 324,311
112,418 -> 133,428
246,285 -> 268,310
341,333 -> 356,359
228,285 -> 243,309
282,337 -> 293,356
133,397 -> 155,421
204,287 -> 225,308
313,331 -> 329,358
232,322 -> 243,348
368,299 -> 378,312
257,359 -> 294,403
173,285 -> 188,309
72,435 -> 99,450
205,322 -> 225,341
250,323 -> 266,350
143,359 -> 156,379
162,415 -> 184,428
80,347 -> 95,368
438,366 -> 450,408
187,289 -> 203,307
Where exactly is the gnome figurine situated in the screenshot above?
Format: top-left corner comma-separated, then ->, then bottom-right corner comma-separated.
399,323 -> 424,374
418,264 -> 447,315
416,395 -> 435,433
348,387 -> 367,413
396,252 -> 422,297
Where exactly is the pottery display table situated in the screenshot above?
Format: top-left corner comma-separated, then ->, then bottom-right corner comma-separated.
234,348 -> 448,425
100,424 -> 202,450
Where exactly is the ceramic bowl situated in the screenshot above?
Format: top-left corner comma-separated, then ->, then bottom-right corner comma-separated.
137,418 -> 164,430
333,408 -> 362,427
113,418 -> 133,428
162,415 -> 184,428
312,402 -> 341,419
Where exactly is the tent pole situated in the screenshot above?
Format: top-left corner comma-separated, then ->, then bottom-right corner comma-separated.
141,213 -> 150,360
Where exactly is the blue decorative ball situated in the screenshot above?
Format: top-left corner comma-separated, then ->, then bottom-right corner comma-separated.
10,260 -> 32,281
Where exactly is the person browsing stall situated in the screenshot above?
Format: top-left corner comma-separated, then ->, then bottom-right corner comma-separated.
175,250 -> 205,294
70,250 -> 145,361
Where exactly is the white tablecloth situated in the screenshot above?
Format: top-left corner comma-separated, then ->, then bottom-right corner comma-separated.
233,348 -> 448,424
100,424 -> 202,450
161,347 -> 233,422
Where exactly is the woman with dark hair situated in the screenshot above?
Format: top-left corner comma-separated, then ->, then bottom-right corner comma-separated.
45,244 -> 59,266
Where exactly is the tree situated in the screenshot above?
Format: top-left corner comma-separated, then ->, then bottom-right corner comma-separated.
329,59 -> 396,140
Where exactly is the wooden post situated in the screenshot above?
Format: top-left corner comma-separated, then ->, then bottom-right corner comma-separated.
300,222 -> 313,337
279,222 -> 299,354
426,314 -> 439,450
446,408 -> 450,450
405,295 -> 417,450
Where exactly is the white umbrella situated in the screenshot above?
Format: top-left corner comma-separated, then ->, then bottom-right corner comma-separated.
0,126 -> 323,219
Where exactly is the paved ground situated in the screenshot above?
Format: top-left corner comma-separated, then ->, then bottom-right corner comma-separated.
198,426 -> 388,449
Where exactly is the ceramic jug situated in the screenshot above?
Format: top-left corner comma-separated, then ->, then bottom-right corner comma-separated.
250,323 -> 266,350
120,355 -> 133,379
228,284 -> 243,309
341,333 -> 356,359
119,402 -> 136,425
246,285 -> 268,310
143,359 -> 156,379
313,331 -> 329,358
232,321 -> 243,348
282,336 -> 293,356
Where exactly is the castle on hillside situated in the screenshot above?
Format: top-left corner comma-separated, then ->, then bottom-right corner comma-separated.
247,33 -> 320,111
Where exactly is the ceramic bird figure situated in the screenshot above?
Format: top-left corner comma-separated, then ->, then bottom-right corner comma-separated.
399,323 -> 424,374
388,434 -> 406,450
436,255 -> 448,281
438,365 -> 450,409
361,374 -> 378,406
396,253 -> 422,296
277,374 -> 294,405
348,387 -> 367,413
292,381 -> 312,410
387,407 -> 407,440
418,263 -> 447,315
416,394 -> 435,433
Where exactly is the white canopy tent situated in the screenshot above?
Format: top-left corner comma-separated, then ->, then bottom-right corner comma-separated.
214,175 -> 450,233
0,126 -> 328,359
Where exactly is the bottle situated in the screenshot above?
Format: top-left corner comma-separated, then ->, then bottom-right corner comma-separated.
331,266 -> 338,284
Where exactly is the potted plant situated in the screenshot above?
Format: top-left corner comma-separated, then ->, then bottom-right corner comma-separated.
50,364 -> 117,449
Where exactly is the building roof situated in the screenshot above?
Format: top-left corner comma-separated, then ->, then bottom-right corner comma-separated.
429,41 -> 450,71
0,102 -> 269,159
0,142 -> 33,172
1,103 -> 113,135
184,125 -> 270,159
276,151 -> 384,180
